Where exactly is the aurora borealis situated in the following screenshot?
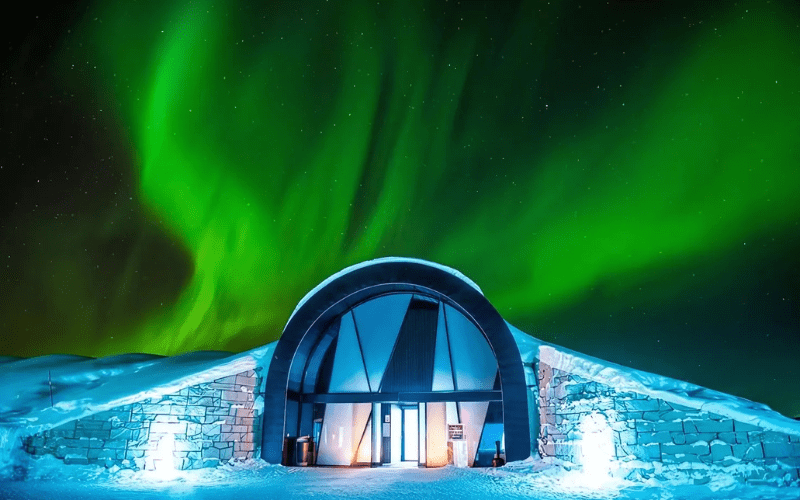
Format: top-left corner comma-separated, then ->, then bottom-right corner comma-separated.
1,1 -> 798,417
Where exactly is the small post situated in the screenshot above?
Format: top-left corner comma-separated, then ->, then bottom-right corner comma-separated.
48,370 -> 54,408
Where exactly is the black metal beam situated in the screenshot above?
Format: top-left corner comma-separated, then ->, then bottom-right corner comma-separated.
299,390 -> 502,404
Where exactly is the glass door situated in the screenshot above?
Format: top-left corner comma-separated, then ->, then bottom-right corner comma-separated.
401,405 -> 419,462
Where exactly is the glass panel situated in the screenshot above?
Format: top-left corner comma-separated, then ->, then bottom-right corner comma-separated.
403,406 -> 419,461
371,402 -> 382,464
432,303 -> 455,391
355,410 -> 372,464
328,313 -> 370,393
458,401 -> 490,467
418,402 -> 426,465
475,401 -> 504,466
352,294 -> 412,390
316,403 -> 355,466
426,402 -> 448,467
390,404 -> 402,463
352,403 -> 372,463
445,304 -> 497,391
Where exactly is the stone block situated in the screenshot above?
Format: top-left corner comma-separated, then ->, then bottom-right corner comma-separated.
684,433 -> 716,445
234,441 -> 254,452
141,404 -> 167,414
670,432 -> 686,445
637,421 -> 683,433
202,458 -> 221,468
219,447 -> 233,461
110,428 -> 138,441
28,436 -> 45,448
620,399 -> 661,412
150,422 -> 186,435
236,407 -> 255,419
763,442 -> 793,458
64,454 -> 90,465
762,431 -> 790,444
222,391 -> 248,403
733,421 -> 762,432
80,429 -> 112,440
76,420 -> 105,431
208,407 -> 233,418
637,431 -> 671,445
710,441 -> 732,462
641,443 -> 661,460
211,382 -> 235,391
776,456 -> 800,468
88,438 -> 105,449
186,423 -> 202,437
691,419 -> 734,434
64,437 -> 90,449
616,430 -> 638,446
188,396 -> 216,406
615,443 -> 641,458
717,432 -> 744,445
170,405 -> 189,416
190,385 -> 213,396
175,439 -> 203,452
126,449 -> 146,459
185,406 -> 206,417
661,442 -> 711,456
203,447 -> 221,459
161,396 -> 189,405
96,448 -> 117,460
202,424 -> 222,436
740,444 -> 764,460
642,412 -> 662,422
235,374 -> 257,387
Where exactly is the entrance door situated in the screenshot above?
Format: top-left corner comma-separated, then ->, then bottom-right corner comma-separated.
401,405 -> 419,462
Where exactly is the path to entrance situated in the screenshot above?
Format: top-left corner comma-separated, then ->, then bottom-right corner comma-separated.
2,458 -> 799,500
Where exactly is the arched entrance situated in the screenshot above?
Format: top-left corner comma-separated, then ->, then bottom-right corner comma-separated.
261,258 -> 530,466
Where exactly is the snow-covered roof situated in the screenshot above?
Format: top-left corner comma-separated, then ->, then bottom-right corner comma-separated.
508,322 -> 800,437
286,257 -> 484,328
0,343 -> 275,435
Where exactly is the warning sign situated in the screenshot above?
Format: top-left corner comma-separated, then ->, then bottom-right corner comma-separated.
448,424 -> 464,441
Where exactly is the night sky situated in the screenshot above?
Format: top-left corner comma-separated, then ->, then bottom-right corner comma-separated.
1,1 -> 798,418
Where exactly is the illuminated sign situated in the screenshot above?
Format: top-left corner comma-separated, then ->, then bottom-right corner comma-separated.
448,424 -> 464,441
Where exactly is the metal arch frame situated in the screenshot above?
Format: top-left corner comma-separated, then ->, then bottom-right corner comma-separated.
261,260 -> 531,464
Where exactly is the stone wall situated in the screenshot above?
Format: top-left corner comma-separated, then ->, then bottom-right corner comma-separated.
537,361 -> 800,486
23,368 -> 264,470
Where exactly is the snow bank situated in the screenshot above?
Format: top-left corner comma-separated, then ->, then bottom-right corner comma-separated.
508,322 -> 800,437
0,343 -> 275,436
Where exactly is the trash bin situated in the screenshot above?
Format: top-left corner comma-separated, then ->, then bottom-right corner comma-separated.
296,436 -> 311,466
282,436 -> 297,466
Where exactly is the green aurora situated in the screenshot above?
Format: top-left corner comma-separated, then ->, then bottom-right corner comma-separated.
1,1 -> 799,416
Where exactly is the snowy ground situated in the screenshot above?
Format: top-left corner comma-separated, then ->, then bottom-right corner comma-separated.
1,457 -> 799,500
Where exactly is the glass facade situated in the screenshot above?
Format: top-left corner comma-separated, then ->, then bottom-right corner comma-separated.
306,293 -> 505,467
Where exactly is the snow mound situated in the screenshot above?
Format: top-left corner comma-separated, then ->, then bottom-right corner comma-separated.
0,343 -> 275,435
508,323 -> 800,437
